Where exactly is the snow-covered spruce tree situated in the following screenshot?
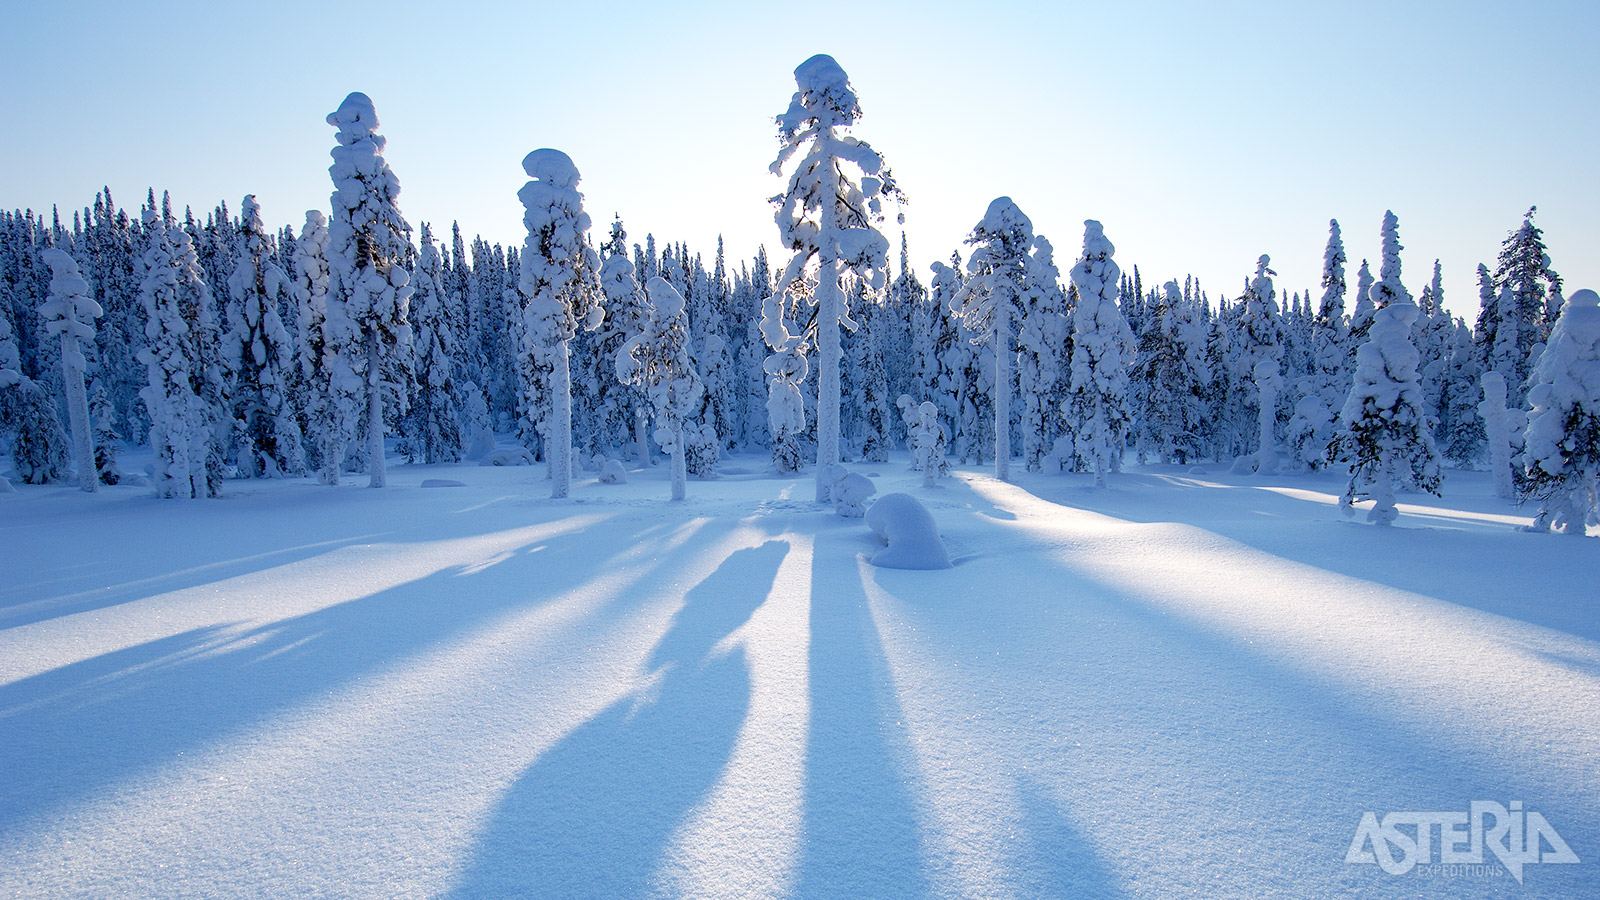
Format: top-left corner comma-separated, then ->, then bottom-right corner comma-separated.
8,379 -> 71,483
136,207 -> 212,499
852,291 -> 891,462
39,248 -> 103,491
1065,220 -> 1135,487
928,256 -> 967,456
950,198 -> 1032,480
1518,288 -> 1600,534
292,210 -> 338,478
1017,234 -> 1067,471
1131,281 -> 1210,463
224,195 -> 304,478
326,92 -> 414,489
1238,255 -> 1285,473
597,219 -> 653,465
617,277 -> 702,501
768,54 -> 898,502
1480,371 -> 1515,499
89,379 -> 122,484
1349,258 -> 1376,345
1288,220 -> 1349,470
517,148 -> 604,499
760,274 -> 810,474
1439,319 -> 1484,467
1494,206 -> 1562,402
1329,211 -> 1442,525
397,223 -> 464,464
1413,259 -> 1455,444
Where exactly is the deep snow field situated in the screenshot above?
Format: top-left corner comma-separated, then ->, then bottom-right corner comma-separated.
2,449 -> 1596,899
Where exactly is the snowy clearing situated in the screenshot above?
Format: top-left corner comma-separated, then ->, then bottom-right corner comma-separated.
2,454 -> 1596,899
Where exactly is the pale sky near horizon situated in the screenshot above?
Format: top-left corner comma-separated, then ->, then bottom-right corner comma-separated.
5,1 -> 1596,321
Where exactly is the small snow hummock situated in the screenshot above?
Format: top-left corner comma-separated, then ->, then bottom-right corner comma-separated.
865,492 -> 951,569
597,459 -> 628,485
420,479 -> 465,489
824,464 -> 875,517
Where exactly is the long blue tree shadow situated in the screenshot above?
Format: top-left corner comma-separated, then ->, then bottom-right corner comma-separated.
442,539 -> 789,899
794,537 -> 931,899
0,515 -> 743,834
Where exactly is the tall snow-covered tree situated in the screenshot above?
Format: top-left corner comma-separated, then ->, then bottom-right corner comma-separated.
137,207 -> 214,499
292,210 -> 341,481
1519,288 -> 1600,535
517,148 -> 603,499
1288,220 -> 1349,470
223,195 -> 304,478
1494,206 -> 1562,402
594,218 -> 653,464
1238,255 -> 1285,472
950,197 -> 1032,480
1017,234 -> 1067,471
396,223 -> 464,464
767,54 -> 898,502
617,277 -> 702,501
1439,319 -> 1484,467
1065,220 -> 1135,487
325,91 -> 414,489
40,248 -> 103,491
1329,211 -> 1441,524
1131,280 -> 1209,464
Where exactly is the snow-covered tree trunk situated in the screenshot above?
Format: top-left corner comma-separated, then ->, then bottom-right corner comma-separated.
40,249 -> 103,491
1480,371 -> 1514,500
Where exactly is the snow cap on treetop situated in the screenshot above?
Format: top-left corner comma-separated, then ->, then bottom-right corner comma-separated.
1566,288 -> 1599,310
522,148 -> 581,188
41,249 -> 94,307
1081,219 -> 1114,258
978,197 -> 1031,235
779,53 -> 860,135
645,276 -> 686,319
327,92 -> 379,143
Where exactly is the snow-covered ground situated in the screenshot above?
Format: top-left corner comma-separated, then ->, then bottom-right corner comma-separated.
3,452 -> 1596,899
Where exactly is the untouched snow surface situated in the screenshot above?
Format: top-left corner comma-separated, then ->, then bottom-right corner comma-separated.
2,453 -> 1597,899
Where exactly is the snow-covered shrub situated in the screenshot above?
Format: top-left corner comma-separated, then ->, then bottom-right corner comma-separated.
865,492 -> 951,569
597,458 -> 628,485
825,464 -> 876,517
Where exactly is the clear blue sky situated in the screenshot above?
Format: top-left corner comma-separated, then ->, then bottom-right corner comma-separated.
5,1 -> 1596,320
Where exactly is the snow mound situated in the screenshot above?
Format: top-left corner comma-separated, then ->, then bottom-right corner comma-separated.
598,459 -> 628,485
326,92 -> 378,139
865,492 -> 950,569
420,479 -> 465,488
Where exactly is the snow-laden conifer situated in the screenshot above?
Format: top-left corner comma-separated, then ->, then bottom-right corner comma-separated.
1017,235 -> 1067,471
397,223 -> 464,464
292,210 -> 338,479
326,92 -> 414,489
768,54 -> 898,501
1330,212 -> 1442,524
1065,220 -> 1135,487
224,195 -> 304,478
596,218 -> 653,465
950,198 -> 1031,480
1519,288 -> 1600,534
40,248 -> 102,491
617,277 -> 702,500
1132,281 -> 1210,463
137,207 -> 212,499
517,148 -> 603,498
